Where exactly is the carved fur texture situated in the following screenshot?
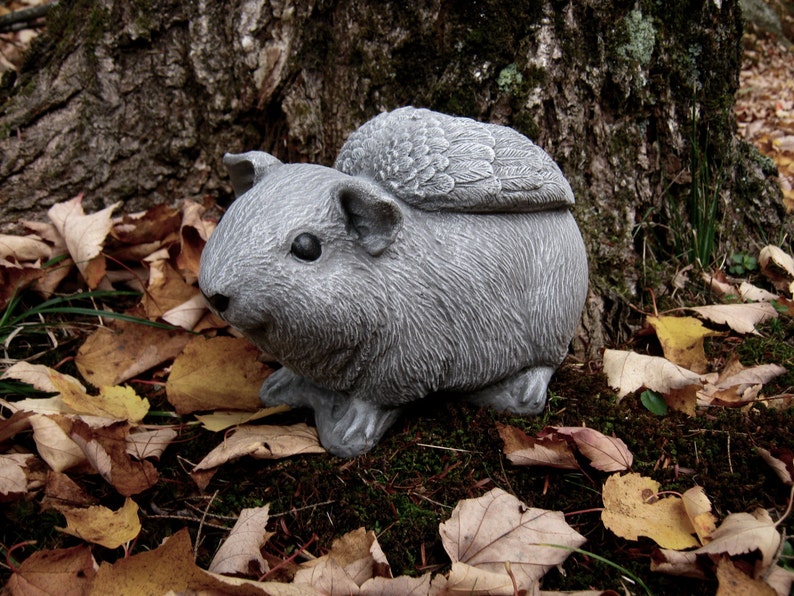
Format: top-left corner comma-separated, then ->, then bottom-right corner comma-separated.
199,107 -> 588,456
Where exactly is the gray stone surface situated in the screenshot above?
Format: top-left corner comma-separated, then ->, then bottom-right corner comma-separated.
199,107 -> 588,456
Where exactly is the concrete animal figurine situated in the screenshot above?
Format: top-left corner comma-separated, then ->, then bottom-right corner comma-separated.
199,106 -> 588,457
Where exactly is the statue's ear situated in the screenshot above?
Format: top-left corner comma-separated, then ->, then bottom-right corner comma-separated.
336,180 -> 403,256
223,152 -> 282,197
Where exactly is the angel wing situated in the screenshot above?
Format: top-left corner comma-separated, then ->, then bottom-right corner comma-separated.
334,106 -> 574,213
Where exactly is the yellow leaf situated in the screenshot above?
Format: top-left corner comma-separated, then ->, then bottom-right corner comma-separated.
195,405 -> 290,432
647,315 -> 724,373
601,473 -> 699,550
166,336 -> 272,414
681,486 -> 717,544
57,498 -> 141,549
52,374 -> 150,424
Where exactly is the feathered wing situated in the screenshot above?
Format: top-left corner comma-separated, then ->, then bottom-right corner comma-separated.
334,106 -> 574,213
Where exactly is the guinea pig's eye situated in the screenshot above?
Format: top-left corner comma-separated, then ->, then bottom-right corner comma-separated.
290,233 -> 322,261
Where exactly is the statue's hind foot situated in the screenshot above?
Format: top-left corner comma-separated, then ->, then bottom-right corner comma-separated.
467,366 -> 555,415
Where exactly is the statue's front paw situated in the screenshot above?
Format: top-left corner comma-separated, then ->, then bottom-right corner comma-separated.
315,398 -> 402,458
260,368 -> 313,408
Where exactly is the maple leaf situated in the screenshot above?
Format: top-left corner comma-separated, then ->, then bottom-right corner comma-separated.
4,545 -> 97,596
687,302 -> 778,335
56,497 -> 142,549
601,473 -> 699,550
553,426 -> 634,472
602,349 -> 706,400
646,315 -> 725,373
48,194 -> 121,288
166,335 -> 273,414
496,422 -> 578,469
76,320 -> 191,387
438,488 -> 585,592
193,423 -> 325,473
210,505 -> 274,577
0,453 -> 38,497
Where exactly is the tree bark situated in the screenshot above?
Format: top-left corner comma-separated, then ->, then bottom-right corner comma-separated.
1,0 -> 790,353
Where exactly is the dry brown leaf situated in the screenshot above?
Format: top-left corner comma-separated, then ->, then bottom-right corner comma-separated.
703,270 -> 739,297
360,574 -> 432,595
757,447 -> 794,485
699,362 -> 787,406
0,453 -> 37,496
195,405 -> 291,432
194,423 -> 325,472
715,557 -> 777,596
91,527 -> 273,594
161,292 -> 209,330
142,259 -> 200,319
647,315 -> 725,373
602,349 -> 705,400
434,561 -> 517,595
76,320 -> 191,387
166,335 -> 272,414
688,302 -> 778,334
663,384 -> 700,416
601,473 -> 699,550
42,470 -> 98,510
760,245 -> 794,295
29,414 -> 86,472
48,194 -> 121,288
209,505 -> 274,577
177,199 -> 216,280
294,527 -> 391,592
126,427 -> 178,461
70,420 -> 159,496
553,426 -> 633,472
0,410 -> 33,442
57,497 -> 141,549
497,422 -> 578,469
0,233 -> 51,263
681,486 -> 717,545
652,509 -> 782,578
111,203 -> 182,244
4,545 -> 96,596
739,281 -> 779,303
439,487 -> 585,592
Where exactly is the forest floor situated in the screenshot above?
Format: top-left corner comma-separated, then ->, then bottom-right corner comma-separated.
1,7 -> 794,596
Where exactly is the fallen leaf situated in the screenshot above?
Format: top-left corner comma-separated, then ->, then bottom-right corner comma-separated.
29,414 -> 86,472
0,453 -> 37,496
681,486 -> 717,544
699,362 -> 787,405
602,349 -> 705,400
716,557 -> 776,595
126,427 -> 178,461
76,320 -> 191,387
435,561 -> 517,595
497,422 -> 578,469
553,426 -> 633,472
161,292 -> 209,330
111,203 -> 182,244
652,509 -> 782,577
166,336 -> 272,414
760,245 -> 794,295
439,488 -> 585,592
70,420 -> 160,496
360,574 -> 432,595
193,424 -> 325,472
687,302 -> 778,334
42,470 -> 98,510
48,194 -> 121,288
739,281 -> 779,302
142,259 -> 200,320
91,527 -> 273,594
4,545 -> 96,596
176,199 -> 215,280
195,405 -> 291,432
647,315 -> 725,373
601,473 -> 699,550
57,497 -> 142,549
757,447 -> 793,485
56,382 -> 150,424
0,233 -> 51,263
209,505 -> 274,576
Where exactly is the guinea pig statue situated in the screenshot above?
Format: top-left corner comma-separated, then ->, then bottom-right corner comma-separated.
199,106 -> 589,457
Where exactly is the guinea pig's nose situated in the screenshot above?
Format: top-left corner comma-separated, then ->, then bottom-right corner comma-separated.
204,292 -> 230,313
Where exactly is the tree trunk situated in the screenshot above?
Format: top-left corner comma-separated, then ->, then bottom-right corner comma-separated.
1,0 -> 790,353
